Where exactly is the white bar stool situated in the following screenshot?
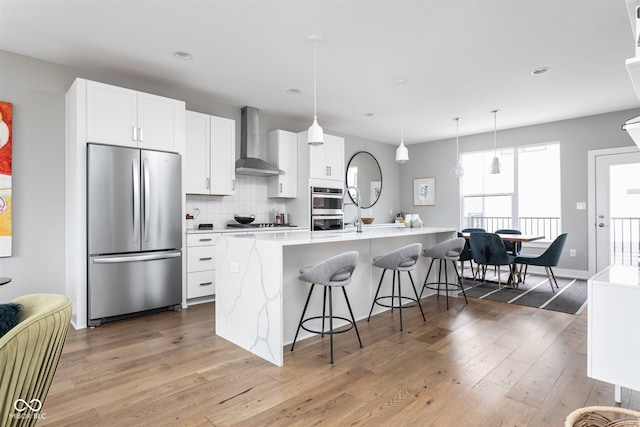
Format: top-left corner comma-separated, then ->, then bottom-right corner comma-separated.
367,243 -> 425,331
420,237 -> 467,310
291,251 -> 362,364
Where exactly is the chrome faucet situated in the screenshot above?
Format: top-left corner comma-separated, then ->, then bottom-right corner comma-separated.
347,186 -> 362,232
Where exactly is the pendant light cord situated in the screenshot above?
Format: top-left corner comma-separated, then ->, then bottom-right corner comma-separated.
313,41 -> 318,120
492,109 -> 499,155
454,117 -> 460,160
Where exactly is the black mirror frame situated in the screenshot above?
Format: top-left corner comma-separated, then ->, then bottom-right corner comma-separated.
345,151 -> 382,209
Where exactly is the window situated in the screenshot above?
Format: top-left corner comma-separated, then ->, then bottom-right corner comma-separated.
460,142 -> 561,240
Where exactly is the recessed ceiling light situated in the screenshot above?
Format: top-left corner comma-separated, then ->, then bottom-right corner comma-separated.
531,66 -> 551,75
286,88 -> 301,95
364,113 -> 375,117
173,51 -> 193,60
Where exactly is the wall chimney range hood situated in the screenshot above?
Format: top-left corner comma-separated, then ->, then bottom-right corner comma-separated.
235,106 -> 284,176
622,115 -> 640,149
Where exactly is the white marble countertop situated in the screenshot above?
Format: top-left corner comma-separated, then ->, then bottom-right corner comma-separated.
187,226 -> 305,234
590,264 -> 639,287
233,226 -> 457,246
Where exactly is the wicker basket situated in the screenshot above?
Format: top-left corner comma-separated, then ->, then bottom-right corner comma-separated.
565,406 -> 640,427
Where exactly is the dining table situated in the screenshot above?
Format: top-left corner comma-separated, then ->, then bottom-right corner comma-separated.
461,232 -> 545,286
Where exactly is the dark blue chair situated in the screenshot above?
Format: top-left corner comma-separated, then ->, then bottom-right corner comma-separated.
458,228 -> 485,280
495,229 -> 522,255
469,233 -> 515,289
515,233 -> 568,292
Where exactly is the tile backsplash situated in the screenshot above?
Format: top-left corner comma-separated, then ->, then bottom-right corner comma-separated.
185,175 -> 293,228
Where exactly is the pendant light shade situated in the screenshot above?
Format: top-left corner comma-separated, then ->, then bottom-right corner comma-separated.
307,35 -> 324,146
450,117 -> 464,177
395,78 -> 409,164
489,109 -> 502,174
395,141 -> 409,163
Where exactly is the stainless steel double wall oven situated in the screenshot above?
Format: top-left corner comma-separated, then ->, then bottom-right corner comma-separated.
310,186 -> 344,231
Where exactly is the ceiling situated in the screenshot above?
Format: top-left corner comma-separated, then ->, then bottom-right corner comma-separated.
1,0 -> 639,145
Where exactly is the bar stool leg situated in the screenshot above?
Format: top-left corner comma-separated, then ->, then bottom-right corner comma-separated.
407,271 -> 426,321
368,269 -> 387,321
421,259 -> 436,299
391,270 -> 397,312
453,259 -> 468,304
397,271 -> 403,331
342,287 -> 363,348
444,259 -> 449,310
328,286 -> 334,364
291,284 -> 315,351
321,286 -> 327,337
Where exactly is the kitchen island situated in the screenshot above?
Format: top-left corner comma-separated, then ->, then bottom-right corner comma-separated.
215,226 -> 457,366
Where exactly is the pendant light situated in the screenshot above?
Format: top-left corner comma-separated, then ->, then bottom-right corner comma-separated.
450,117 -> 464,177
489,109 -> 502,174
307,35 -> 324,146
395,78 -> 409,164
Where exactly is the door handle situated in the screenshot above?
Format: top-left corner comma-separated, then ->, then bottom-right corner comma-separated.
143,158 -> 150,241
598,223 -> 606,228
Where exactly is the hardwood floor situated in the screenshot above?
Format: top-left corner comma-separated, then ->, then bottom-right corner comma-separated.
40,294 -> 639,426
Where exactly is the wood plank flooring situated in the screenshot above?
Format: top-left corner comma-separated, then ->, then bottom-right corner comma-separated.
38,294 -> 639,426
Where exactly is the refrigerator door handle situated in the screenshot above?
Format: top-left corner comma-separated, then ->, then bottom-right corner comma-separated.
142,157 -> 150,242
132,157 -> 140,243
92,251 -> 181,264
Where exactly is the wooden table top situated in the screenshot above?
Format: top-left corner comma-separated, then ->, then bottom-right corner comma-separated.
461,232 -> 545,243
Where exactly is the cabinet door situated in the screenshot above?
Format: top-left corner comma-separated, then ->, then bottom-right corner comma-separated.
268,130 -> 298,198
137,92 -> 183,152
324,134 -> 345,180
86,81 -> 138,147
308,132 -> 344,181
185,111 -> 210,194
309,141 -> 328,179
209,115 -> 236,195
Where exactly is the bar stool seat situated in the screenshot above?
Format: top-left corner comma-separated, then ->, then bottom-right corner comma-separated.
420,237 -> 468,309
367,243 -> 425,331
291,251 -> 362,364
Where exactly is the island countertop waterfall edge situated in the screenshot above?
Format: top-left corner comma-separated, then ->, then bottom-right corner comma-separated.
215,227 -> 457,366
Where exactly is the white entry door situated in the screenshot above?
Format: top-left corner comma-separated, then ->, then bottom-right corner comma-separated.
594,150 -> 640,272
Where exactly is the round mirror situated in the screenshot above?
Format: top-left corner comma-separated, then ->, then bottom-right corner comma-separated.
345,151 -> 382,208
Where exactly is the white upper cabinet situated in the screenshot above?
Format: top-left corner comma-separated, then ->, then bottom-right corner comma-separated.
185,111 -> 236,196
267,130 -> 297,198
86,80 -> 184,152
307,132 -> 345,182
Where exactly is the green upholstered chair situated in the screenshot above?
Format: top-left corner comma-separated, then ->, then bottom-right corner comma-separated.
0,294 -> 72,427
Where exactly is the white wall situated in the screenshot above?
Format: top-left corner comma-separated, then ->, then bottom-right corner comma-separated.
0,50 -> 399,302
399,109 -> 640,273
1,47 -> 637,304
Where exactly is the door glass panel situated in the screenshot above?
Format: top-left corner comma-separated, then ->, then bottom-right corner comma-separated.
610,162 -> 640,266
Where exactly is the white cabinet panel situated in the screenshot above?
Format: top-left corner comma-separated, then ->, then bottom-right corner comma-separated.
268,129 -> 297,198
86,80 -> 184,152
588,265 -> 640,401
186,232 -> 218,303
304,131 -> 345,182
185,111 -> 235,195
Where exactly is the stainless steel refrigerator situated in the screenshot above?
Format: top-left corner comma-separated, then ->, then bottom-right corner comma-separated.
87,143 -> 182,326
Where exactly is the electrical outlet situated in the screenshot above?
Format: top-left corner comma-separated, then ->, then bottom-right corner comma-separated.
230,262 -> 239,273
570,249 -> 576,257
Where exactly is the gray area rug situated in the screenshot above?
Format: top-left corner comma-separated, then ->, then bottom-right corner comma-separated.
460,271 -> 587,315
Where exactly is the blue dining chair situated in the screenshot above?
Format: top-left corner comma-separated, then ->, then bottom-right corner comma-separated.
495,229 -> 522,255
458,228 -> 485,280
515,233 -> 568,292
469,232 -> 515,289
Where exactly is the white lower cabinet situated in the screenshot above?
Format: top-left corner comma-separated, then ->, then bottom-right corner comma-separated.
588,265 -> 640,402
187,233 -> 218,304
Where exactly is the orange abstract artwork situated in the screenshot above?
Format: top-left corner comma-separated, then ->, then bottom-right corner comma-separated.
0,101 -> 12,256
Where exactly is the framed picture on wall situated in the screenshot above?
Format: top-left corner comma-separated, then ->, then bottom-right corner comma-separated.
413,177 -> 435,206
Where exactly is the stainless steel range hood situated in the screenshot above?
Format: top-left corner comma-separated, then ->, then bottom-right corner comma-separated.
623,115 -> 640,149
235,106 -> 284,176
